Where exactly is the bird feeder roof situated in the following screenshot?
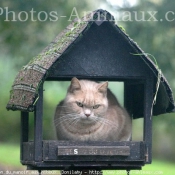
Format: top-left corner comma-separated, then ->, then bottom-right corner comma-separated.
6,9 -> 175,118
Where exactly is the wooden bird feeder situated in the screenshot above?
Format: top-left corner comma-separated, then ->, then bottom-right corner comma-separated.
6,9 -> 175,174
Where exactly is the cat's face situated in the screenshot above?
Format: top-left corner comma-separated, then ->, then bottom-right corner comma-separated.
64,78 -> 108,124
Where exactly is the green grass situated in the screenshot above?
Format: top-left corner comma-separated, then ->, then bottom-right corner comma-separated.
0,143 -> 175,174
142,160 -> 175,174
0,143 -> 21,167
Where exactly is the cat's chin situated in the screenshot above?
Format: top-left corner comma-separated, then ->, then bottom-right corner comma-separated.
79,116 -> 96,124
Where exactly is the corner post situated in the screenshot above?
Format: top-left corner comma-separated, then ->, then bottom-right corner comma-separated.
144,76 -> 154,163
20,111 -> 29,161
34,84 -> 43,162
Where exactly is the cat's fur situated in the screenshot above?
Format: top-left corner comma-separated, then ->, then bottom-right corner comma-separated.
54,77 -> 131,141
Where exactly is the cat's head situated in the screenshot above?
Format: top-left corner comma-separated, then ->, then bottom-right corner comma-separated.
64,77 -> 108,124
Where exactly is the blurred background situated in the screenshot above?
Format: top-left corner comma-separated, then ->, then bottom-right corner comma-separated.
0,0 -> 175,173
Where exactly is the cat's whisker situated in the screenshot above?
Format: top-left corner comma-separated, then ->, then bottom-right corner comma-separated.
54,116 -> 72,125
99,117 -> 118,129
55,119 -> 72,127
54,115 -> 81,127
70,118 -> 80,127
92,116 -> 100,123
55,116 -> 73,123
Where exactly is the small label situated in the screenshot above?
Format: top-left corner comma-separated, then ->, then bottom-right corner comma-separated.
58,146 -> 130,156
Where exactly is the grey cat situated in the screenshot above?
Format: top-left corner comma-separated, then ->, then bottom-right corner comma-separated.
54,77 -> 131,141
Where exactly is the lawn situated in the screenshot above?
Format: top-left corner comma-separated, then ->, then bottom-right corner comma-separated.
0,143 -> 174,174
0,143 -> 21,167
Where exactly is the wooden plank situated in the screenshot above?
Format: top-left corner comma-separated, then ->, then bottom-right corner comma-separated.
23,142 -> 34,162
43,140 -> 145,162
22,140 -> 144,170
58,146 -> 130,156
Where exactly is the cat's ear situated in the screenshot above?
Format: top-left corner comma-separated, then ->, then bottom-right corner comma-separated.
69,77 -> 81,93
98,81 -> 108,96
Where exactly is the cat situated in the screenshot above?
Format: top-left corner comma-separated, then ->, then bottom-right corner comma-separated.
54,77 -> 132,141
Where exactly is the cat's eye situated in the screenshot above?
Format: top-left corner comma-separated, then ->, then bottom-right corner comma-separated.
93,104 -> 100,109
76,102 -> 83,107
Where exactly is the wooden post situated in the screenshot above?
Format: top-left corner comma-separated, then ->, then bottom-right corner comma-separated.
20,112 -> 29,161
144,76 -> 153,163
34,85 -> 43,162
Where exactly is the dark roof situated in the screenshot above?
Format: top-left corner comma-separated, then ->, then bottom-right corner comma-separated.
6,9 -> 175,117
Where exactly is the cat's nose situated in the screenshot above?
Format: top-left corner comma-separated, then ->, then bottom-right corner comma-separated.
85,114 -> 91,117
84,109 -> 91,117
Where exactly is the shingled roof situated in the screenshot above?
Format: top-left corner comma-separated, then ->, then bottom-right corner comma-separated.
6,9 -> 175,116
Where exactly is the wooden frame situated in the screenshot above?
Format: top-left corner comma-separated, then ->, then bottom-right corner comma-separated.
20,75 -> 154,171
